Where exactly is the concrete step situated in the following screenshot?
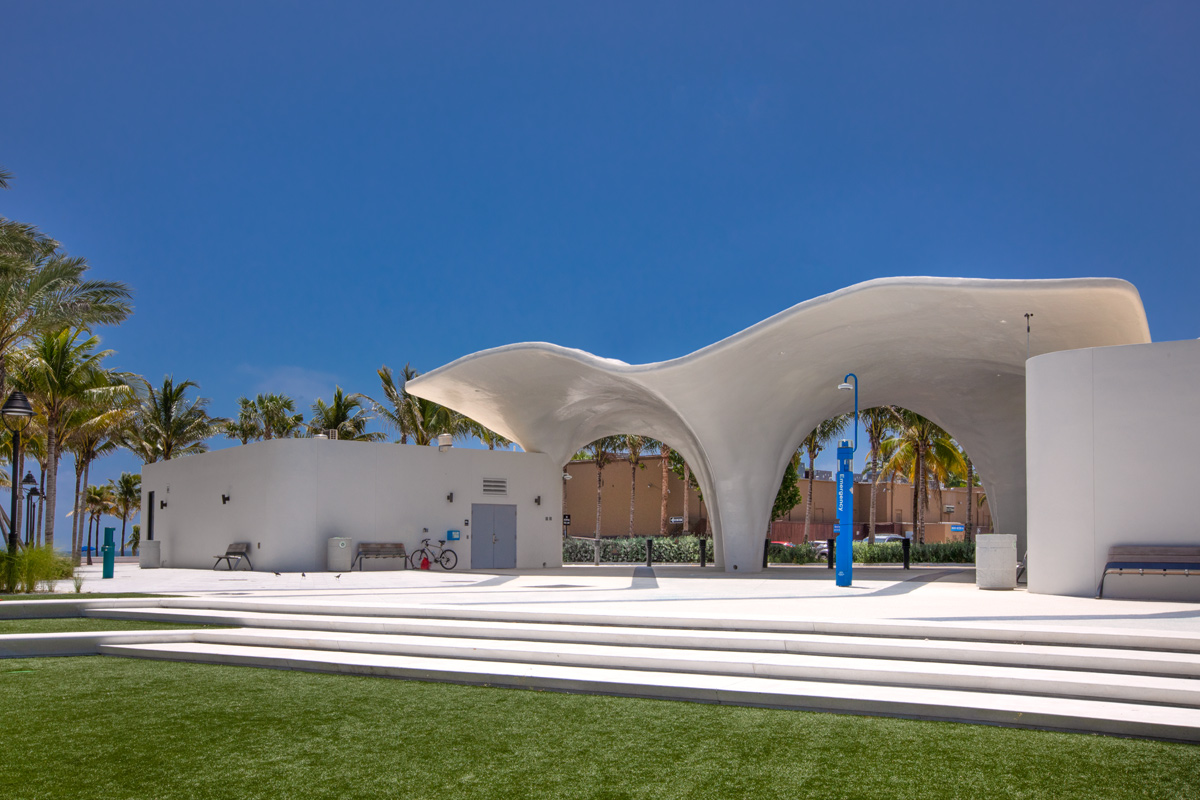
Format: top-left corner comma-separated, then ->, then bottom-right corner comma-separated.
182,627 -> 1200,707
91,607 -> 1200,679
149,596 -> 1200,653
98,640 -> 1200,743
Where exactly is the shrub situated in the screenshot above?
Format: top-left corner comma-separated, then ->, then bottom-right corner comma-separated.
563,536 -> 708,564
0,545 -> 74,593
767,542 -> 821,564
852,540 -> 975,564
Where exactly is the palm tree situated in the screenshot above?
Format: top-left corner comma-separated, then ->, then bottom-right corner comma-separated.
11,329 -> 130,551
223,397 -> 262,444
881,409 -> 964,544
122,376 -> 223,463
621,435 -> 659,536
799,414 -> 851,542
473,423 -> 512,451
256,393 -> 303,439
308,387 -> 384,442
367,365 -> 481,446
0,166 -> 12,190
367,365 -> 421,444
68,411 -> 124,565
581,436 -> 623,538
861,407 -> 896,543
0,221 -> 132,392
109,472 -> 140,556
83,483 -> 115,566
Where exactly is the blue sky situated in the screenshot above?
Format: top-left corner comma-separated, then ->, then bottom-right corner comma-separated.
2,2 -> 1199,540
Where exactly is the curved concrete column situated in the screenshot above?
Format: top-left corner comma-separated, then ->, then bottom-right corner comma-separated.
408,277 -> 1150,571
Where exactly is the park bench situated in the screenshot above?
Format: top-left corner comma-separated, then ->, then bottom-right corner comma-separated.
352,542 -> 408,571
1096,544 -> 1200,598
213,542 -> 253,571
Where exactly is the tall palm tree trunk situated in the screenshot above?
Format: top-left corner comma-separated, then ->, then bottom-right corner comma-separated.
659,448 -> 670,536
35,467 -> 44,547
86,514 -> 95,566
70,460 -> 83,565
44,433 -> 58,552
682,464 -> 690,534
869,473 -> 881,544
628,459 -> 637,537
965,457 -> 974,543
803,455 -> 816,542
120,514 -> 128,557
594,463 -> 603,537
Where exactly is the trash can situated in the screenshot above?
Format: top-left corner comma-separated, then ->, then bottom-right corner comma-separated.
327,538 -> 353,572
139,540 -> 161,569
976,534 -> 1017,589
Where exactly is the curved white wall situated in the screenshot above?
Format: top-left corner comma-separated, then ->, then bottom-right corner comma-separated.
1027,340 -> 1200,598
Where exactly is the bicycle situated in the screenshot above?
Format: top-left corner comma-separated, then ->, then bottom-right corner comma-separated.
410,538 -> 458,570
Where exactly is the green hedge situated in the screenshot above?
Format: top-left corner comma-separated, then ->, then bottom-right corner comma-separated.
563,536 -> 708,563
565,537 -> 976,565
852,540 -> 975,564
0,545 -> 74,594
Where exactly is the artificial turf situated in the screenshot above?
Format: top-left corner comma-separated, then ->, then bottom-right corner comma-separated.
0,656 -> 1196,799
0,618 -> 224,634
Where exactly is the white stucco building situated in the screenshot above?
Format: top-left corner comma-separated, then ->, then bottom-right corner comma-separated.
139,438 -> 562,573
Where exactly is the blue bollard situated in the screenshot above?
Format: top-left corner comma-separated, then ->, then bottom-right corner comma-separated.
102,526 -> 115,579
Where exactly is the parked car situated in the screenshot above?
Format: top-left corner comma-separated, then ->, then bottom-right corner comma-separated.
871,534 -> 908,544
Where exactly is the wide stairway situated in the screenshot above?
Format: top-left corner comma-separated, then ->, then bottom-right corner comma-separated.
81,598 -> 1200,741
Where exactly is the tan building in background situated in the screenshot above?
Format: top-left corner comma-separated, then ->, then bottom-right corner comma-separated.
564,455 -> 992,543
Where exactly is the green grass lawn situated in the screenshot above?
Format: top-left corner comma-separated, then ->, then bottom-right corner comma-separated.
1,657 -> 1196,800
0,618 -> 224,634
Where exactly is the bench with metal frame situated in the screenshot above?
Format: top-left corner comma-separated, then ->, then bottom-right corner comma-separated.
1096,544 -> 1200,598
352,542 -> 408,571
213,542 -> 253,571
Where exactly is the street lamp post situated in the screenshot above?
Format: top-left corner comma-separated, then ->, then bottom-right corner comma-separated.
21,472 -> 38,546
835,374 -> 859,588
1,391 -> 35,556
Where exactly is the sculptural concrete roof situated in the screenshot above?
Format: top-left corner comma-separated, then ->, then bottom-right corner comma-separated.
407,276 -> 1150,571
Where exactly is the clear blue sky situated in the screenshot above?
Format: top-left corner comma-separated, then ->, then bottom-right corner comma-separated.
2,2 -> 1198,540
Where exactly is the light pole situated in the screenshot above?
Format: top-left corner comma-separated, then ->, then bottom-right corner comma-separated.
21,472 -> 37,546
1,391 -> 35,556
835,373 -> 859,587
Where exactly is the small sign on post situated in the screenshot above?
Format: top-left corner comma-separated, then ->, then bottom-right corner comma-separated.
563,514 -> 571,527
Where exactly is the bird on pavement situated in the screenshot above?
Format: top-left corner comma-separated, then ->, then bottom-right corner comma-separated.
334,574 -> 341,580
273,572 -> 281,576
301,572 -> 306,578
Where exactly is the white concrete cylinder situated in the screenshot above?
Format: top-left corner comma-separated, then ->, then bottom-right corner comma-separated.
327,538 -> 353,572
139,540 -> 161,569
976,534 -> 1016,590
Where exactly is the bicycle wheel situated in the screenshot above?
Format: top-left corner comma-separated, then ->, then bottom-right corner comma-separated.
438,549 -> 457,570
409,549 -> 428,569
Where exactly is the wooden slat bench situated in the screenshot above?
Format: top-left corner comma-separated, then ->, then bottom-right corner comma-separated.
1096,545 -> 1200,598
213,542 -> 253,571
352,542 -> 408,571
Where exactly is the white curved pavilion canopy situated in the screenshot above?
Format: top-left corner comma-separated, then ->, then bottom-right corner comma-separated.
407,277 -> 1150,571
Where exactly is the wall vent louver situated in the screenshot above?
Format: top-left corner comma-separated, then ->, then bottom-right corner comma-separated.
482,478 -> 508,496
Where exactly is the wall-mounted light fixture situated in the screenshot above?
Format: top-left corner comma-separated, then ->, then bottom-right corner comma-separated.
222,494 -> 231,505
446,492 -> 454,503
160,499 -> 168,509
534,495 -> 541,506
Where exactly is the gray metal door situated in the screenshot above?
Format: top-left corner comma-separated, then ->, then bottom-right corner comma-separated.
471,504 -> 493,569
471,503 -> 517,569
493,505 -> 516,569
